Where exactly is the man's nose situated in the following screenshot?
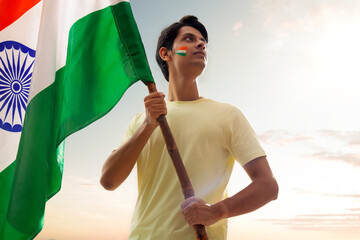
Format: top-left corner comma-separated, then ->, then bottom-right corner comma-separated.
197,41 -> 206,50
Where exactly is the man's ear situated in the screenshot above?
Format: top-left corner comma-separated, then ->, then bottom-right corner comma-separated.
159,47 -> 172,61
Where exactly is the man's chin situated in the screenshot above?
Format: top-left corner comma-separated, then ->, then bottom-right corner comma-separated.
192,60 -> 207,71
181,61 -> 207,77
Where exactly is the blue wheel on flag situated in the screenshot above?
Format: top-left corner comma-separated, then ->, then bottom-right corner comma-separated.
0,41 -> 36,132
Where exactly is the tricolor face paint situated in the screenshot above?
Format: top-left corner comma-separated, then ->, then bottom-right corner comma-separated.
176,46 -> 188,56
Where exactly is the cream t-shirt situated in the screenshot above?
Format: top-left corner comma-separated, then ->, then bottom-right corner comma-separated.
123,98 -> 266,240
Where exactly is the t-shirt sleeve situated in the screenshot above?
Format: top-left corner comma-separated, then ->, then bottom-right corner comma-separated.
120,112 -> 146,145
225,106 -> 266,166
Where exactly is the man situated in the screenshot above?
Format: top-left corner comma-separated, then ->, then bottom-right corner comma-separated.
100,16 -> 278,239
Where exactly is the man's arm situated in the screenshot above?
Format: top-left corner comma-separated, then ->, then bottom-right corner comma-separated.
181,156 -> 278,226
100,92 -> 166,191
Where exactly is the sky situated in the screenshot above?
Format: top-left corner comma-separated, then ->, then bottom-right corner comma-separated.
29,0 -> 360,239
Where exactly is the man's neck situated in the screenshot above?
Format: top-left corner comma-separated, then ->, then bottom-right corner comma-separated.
167,75 -> 200,101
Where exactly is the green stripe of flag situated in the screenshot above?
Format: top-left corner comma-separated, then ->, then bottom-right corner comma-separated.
0,2 -> 153,239
176,52 -> 186,56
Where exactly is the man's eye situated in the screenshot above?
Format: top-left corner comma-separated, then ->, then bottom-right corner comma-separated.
185,37 -> 192,41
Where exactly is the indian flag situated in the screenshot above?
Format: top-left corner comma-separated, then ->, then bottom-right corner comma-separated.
0,0 -> 42,173
176,46 -> 187,56
0,0 -> 154,239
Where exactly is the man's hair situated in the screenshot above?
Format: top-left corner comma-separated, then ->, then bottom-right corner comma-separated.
155,15 -> 208,81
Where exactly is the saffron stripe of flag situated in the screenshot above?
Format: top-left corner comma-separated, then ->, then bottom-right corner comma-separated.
176,46 -> 187,56
0,0 -> 41,31
0,0 -> 154,239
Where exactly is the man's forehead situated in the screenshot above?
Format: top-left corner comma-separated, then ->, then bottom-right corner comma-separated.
177,26 -> 204,38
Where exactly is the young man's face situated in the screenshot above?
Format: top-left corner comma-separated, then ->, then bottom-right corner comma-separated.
169,26 -> 207,76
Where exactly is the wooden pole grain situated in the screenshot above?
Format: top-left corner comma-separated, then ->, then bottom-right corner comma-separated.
147,82 -> 208,240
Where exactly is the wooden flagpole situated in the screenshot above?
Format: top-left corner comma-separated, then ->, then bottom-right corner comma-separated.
147,82 -> 208,240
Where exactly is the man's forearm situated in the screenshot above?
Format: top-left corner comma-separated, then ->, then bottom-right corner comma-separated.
181,175 -> 278,226
100,120 -> 157,190
181,156 -> 278,226
212,177 -> 278,220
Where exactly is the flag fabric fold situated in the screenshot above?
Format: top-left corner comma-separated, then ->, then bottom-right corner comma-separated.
0,0 -> 154,239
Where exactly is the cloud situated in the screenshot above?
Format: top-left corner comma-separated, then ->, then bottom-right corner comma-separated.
260,187 -> 360,231
259,130 -> 360,146
317,130 -> 360,146
258,130 -> 313,146
311,151 -> 360,167
292,187 -> 360,200
322,193 -> 360,199
320,193 -> 360,200
233,21 -> 243,36
259,130 -> 360,167
66,175 -> 95,187
259,212 -> 360,231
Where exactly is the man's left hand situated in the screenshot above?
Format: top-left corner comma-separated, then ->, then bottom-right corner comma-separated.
181,196 -> 221,226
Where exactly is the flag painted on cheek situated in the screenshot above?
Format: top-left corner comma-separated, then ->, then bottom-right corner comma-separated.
176,46 -> 187,56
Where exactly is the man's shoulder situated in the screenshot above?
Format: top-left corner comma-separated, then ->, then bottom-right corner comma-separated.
128,111 -> 146,128
203,98 -> 242,114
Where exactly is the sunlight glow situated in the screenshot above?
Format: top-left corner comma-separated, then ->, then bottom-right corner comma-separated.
311,8 -> 360,95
